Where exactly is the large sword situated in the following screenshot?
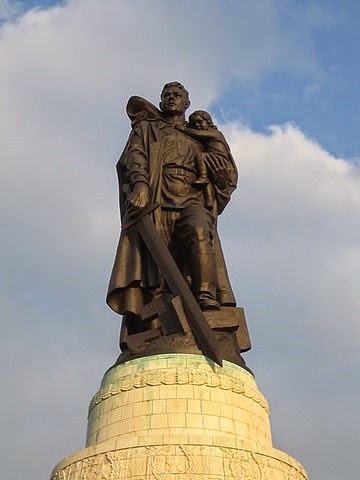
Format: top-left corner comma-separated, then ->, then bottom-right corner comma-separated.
123,204 -> 222,365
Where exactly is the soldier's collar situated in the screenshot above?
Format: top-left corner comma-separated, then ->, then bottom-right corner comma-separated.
161,118 -> 187,127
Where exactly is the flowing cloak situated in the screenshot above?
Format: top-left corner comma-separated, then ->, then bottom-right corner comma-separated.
106,96 -> 238,319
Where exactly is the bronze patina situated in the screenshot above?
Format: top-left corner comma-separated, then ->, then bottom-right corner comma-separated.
107,82 -> 250,367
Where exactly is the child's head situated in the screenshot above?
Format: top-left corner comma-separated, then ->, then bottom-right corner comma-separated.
188,110 -> 216,130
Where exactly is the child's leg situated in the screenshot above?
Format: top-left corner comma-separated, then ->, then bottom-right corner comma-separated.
193,152 -> 209,185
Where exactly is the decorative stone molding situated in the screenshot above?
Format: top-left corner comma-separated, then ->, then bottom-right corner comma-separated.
88,367 -> 269,417
52,445 -> 307,480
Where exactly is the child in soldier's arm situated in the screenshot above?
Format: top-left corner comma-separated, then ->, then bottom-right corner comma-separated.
176,110 -> 229,187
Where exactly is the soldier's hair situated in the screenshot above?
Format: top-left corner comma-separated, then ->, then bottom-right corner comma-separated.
189,110 -> 217,129
161,81 -> 189,100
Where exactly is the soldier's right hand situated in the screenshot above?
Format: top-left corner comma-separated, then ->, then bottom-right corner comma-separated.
127,182 -> 150,217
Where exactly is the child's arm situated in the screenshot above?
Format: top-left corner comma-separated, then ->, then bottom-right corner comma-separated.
175,125 -> 220,141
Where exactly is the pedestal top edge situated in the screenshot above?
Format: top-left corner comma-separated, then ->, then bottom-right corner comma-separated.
101,353 -> 254,387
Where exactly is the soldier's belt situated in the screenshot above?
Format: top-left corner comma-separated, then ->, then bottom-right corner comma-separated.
162,167 -> 197,178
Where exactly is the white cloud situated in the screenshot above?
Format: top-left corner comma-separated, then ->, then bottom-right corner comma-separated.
221,122 -> 360,360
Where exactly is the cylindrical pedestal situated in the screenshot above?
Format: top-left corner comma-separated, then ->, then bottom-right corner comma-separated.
51,354 -> 307,479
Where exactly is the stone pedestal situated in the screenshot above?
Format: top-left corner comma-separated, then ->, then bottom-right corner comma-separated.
51,354 -> 307,480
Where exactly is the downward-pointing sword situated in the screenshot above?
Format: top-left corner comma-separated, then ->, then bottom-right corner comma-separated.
123,204 -> 222,366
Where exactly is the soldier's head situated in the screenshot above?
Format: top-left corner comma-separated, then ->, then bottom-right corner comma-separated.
160,81 -> 190,115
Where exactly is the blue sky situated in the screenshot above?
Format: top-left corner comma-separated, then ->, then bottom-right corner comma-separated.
214,2 -> 360,158
1,1 -> 359,480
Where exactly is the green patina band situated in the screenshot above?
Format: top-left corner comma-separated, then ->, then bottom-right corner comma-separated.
88,354 -> 267,417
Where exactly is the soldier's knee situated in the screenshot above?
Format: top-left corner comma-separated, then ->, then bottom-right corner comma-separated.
187,224 -> 213,253
193,225 -> 208,242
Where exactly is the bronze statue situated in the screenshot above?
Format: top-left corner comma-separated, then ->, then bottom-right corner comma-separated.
107,82 -> 250,366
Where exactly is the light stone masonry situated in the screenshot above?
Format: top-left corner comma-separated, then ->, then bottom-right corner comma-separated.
51,354 -> 308,480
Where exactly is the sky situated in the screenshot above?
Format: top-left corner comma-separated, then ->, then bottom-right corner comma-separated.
0,1 -> 359,479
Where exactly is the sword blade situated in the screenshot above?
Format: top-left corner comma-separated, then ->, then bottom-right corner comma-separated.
136,212 -> 222,366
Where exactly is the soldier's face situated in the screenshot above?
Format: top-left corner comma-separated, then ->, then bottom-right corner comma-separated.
160,87 -> 190,114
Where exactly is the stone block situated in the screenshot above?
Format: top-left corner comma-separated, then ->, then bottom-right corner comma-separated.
168,413 -> 186,428
166,398 -> 187,413
138,433 -> 164,446
186,413 -> 204,429
210,388 -> 227,403
121,403 -> 134,419
133,401 -> 151,417
125,389 -> 141,405
202,399 -> 221,416
162,433 -> 189,445
193,385 -> 211,401
159,384 -> 177,399
187,399 -> 201,413
119,417 -> 135,434
147,358 -> 167,370
212,435 -> 237,448
143,386 -> 160,401
108,406 -> 121,424
150,413 -> 168,429
220,417 -> 235,433
134,415 -> 151,431
220,403 -> 233,418
234,420 -> 249,438
115,433 -> 138,449
176,384 -> 194,399
203,415 -> 220,430
152,399 -> 167,414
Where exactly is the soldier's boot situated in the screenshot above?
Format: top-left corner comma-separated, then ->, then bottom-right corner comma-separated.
188,253 -> 220,310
